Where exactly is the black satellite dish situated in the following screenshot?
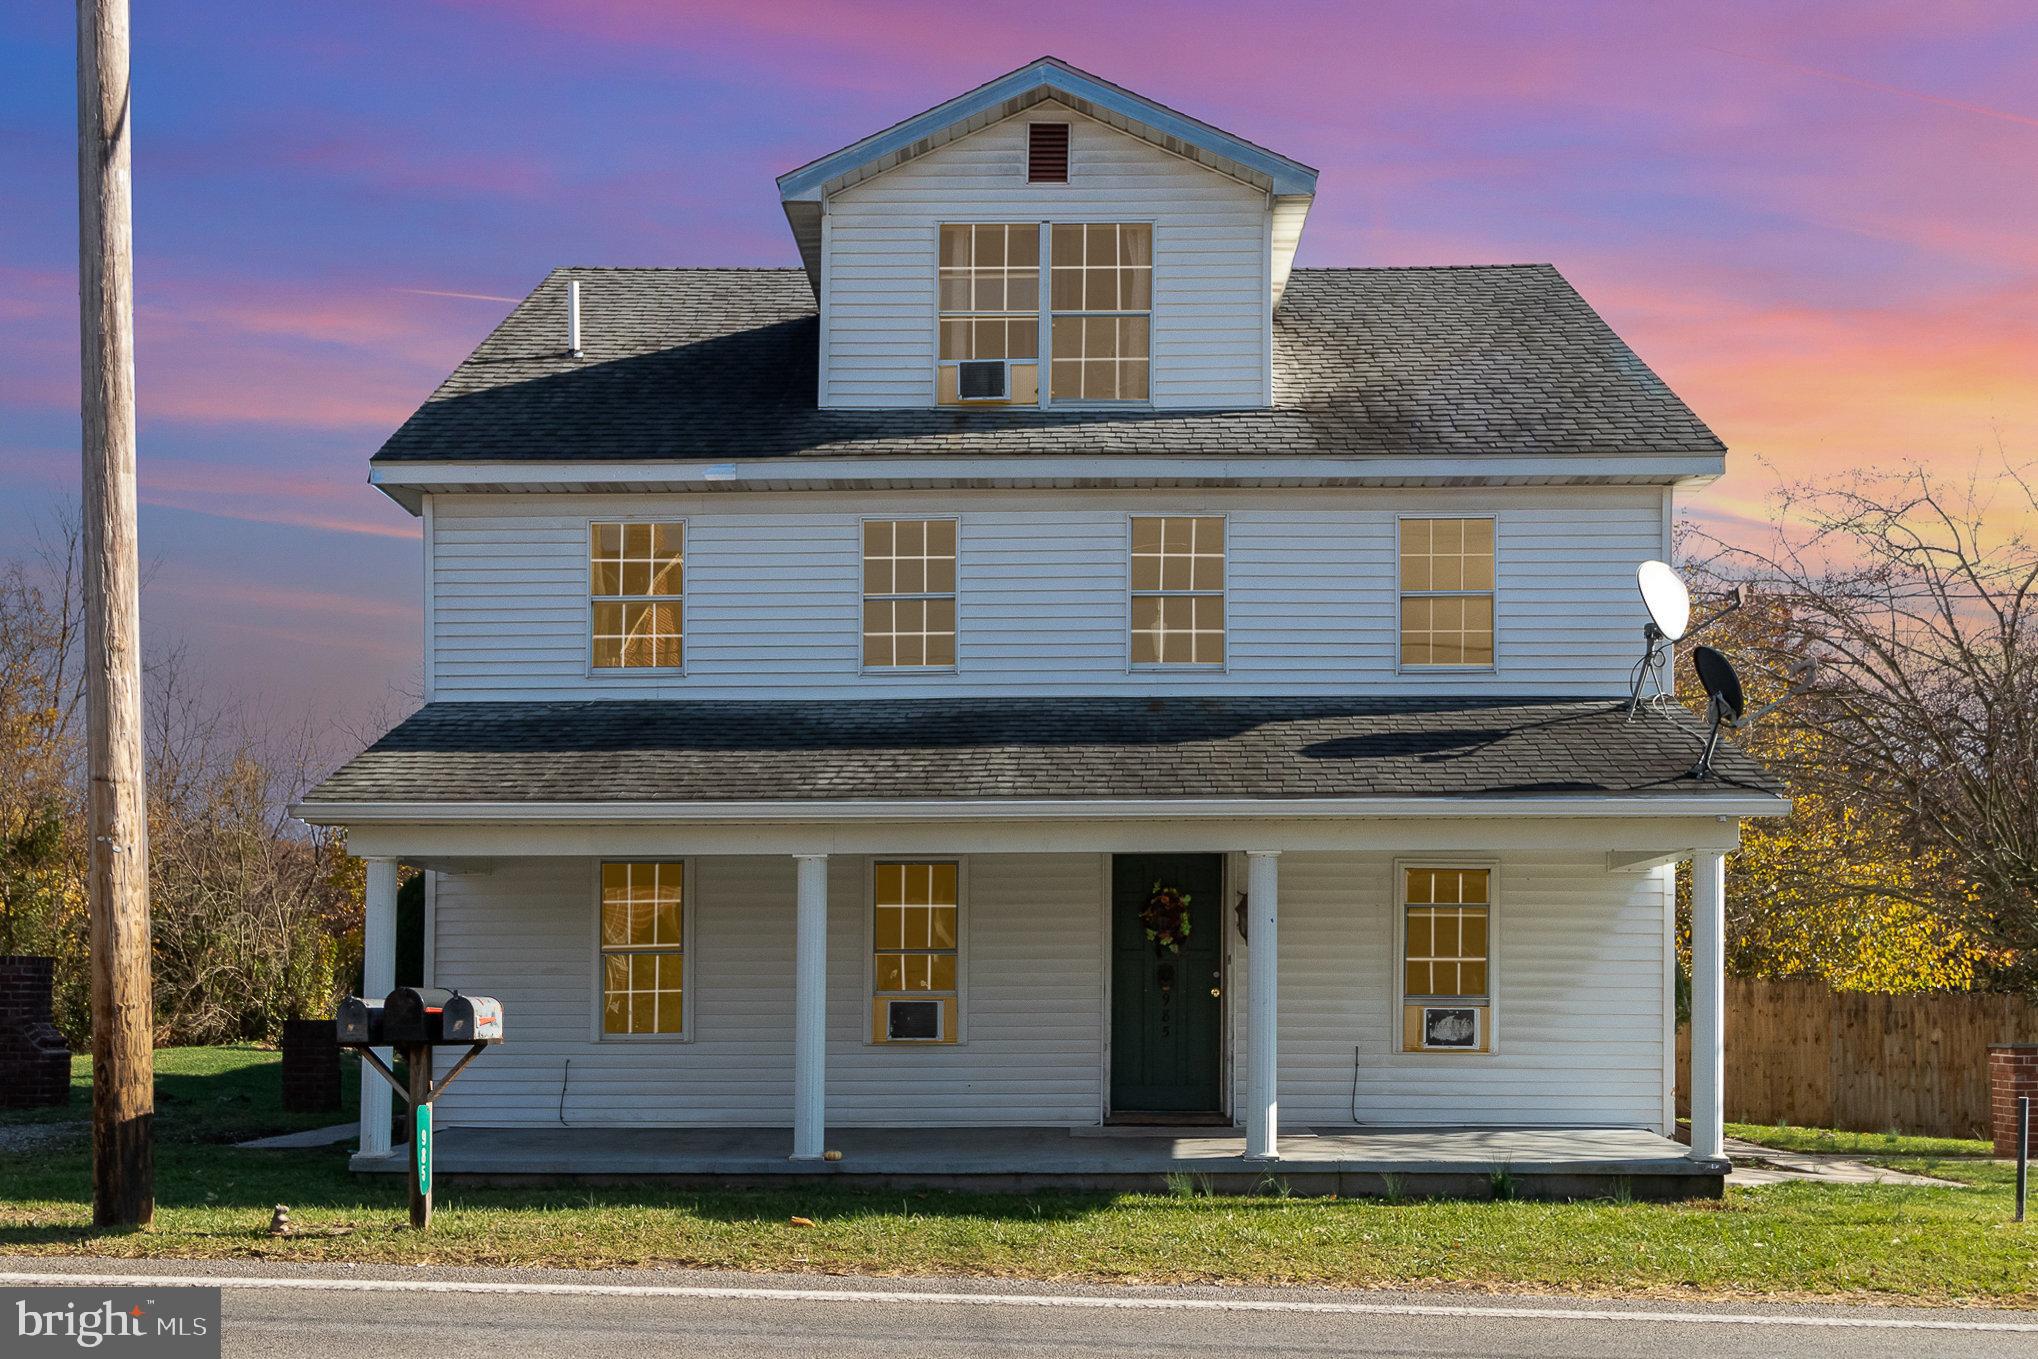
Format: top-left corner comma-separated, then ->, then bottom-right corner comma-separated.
1692,646 -> 1744,720
1685,644 -> 1819,779
1690,645 -> 1747,780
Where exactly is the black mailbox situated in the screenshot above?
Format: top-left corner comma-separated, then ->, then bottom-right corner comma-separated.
335,996 -> 385,1047
381,986 -> 459,1045
443,993 -> 504,1044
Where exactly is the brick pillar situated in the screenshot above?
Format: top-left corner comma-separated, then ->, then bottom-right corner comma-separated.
0,955 -> 73,1108
280,1018 -> 342,1113
1989,1044 -> 2038,1159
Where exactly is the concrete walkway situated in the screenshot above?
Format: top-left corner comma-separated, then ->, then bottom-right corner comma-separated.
236,1122 -> 357,1151
1722,1137 -> 1962,1187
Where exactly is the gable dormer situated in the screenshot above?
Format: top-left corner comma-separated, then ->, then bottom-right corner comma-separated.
777,57 -> 1317,412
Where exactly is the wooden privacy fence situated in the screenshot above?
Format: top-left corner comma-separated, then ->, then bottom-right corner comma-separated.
1676,979 -> 2038,1139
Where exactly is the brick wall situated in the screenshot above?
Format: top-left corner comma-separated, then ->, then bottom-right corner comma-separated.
1989,1044 -> 2038,1159
281,1018 -> 342,1113
0,955 -> 72,1108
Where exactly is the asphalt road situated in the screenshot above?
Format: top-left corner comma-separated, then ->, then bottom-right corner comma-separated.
5,1259 -> 2033,1358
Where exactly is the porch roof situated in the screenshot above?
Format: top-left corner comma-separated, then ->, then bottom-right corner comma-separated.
299,696 -> 1780,815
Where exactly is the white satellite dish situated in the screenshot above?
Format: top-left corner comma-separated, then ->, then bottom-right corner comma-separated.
1637,560 -> 1691,642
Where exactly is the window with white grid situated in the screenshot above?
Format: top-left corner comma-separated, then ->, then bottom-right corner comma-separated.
1129,515 -> 1224,666
1402,867 -> 1490,1001
863,519 -> 958,668
590,521 -> 684,669
1399,517 -> 1495,667
599,862 -> 685,1036
873,861 -> 960,1043
1049,222 -> 1151,401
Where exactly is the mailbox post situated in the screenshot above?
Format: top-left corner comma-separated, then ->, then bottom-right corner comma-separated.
333,987 -> 502,1229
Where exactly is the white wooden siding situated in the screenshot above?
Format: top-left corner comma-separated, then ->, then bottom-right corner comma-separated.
428,486 -> 1665,700
430,849 -> 1665,1131
429,853 -> 1104,1128
1228,851 -> 1669,1129
822,101 -> 1271,409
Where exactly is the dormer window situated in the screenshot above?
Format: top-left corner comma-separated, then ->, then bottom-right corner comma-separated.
935,221 -> 1152,407
937,223 -> 1040,405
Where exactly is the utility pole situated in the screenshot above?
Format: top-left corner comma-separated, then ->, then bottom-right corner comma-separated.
77,0 -> 153,1228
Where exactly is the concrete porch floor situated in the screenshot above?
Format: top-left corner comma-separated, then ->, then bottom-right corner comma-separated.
352,1125 -> 1725,1200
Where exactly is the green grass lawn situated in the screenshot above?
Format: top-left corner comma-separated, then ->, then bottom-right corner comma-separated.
0,1049 -> 2031,1305
0,1046 -> 357,1142
1725,1121 -> 1998,1159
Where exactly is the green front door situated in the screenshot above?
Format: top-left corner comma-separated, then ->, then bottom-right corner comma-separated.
1110,853 -> 1224,1113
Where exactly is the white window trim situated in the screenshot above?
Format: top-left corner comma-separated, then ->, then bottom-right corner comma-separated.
584,515 -> 688,678
862,856 -> 969,1046
1390,857 -> 1500,1057
857,514 -> 961,676
1125,511 -> 1229,672
1044,218 -> 1157,410
589,858 -> 697,1044
1393,513 -> 1499,674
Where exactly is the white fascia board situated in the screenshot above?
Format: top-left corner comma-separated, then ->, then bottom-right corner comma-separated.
295,793 -> 1790,826
369,453 -> 1728,495
316,811 -> 1758,861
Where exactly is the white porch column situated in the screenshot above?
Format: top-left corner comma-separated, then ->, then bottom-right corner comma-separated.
1689,849 -> 1726,1161
1244,850 -> 1280,1160
358,857 -> 398,1157
791,854 -> 828,1160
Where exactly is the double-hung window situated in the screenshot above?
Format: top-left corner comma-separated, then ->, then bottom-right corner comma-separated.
1129,515 -> 1224,666
1049,223 -> 1151,401
863,519 -> 957,669
938,223 -> 1039,404
1401,866 -> 1492,1053
599,861 -> 687,1037
590,521 -> 684,669
1399,516 -> 1495,668
872,861 -> 960,1043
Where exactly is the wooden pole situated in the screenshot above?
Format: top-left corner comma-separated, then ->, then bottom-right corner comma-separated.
77,0 -> 153,1228
406,1046 -> 433,1230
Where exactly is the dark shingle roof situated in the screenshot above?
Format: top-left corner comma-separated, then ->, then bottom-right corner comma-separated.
373,266 -> 1723,464
302,697 -> 1778,806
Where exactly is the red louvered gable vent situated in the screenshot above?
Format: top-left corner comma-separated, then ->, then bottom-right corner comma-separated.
1028,123 -> 1070,183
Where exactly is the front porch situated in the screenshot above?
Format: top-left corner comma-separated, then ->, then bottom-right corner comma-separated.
301,695 -> 1789,1199
352,1123 -> 1721,1199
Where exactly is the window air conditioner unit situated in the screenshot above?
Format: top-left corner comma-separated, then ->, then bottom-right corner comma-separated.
885,998 -> 943,1041
956,360 -> 1009,402
1419,1005 -> 1482,1051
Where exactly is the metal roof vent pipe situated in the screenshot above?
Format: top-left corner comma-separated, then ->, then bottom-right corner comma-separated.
567,277 -> 583,358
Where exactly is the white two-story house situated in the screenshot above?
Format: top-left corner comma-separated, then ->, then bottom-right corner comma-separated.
302,58 -> 1784,1196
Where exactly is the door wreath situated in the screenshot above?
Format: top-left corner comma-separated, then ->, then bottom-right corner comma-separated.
1141,881 -> 1193,954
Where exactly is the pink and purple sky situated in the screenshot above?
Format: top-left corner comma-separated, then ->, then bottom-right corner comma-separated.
3,1 -> 2034,727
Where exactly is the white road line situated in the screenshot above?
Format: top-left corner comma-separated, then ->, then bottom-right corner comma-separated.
0,1271 -> 2031,1333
